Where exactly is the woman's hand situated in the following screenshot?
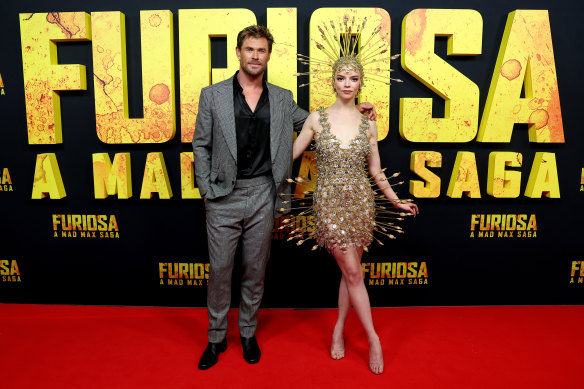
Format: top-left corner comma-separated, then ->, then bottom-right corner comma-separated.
395,201 -> 419,216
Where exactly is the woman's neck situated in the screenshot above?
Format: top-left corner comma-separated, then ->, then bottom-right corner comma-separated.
330,96 -> 357,112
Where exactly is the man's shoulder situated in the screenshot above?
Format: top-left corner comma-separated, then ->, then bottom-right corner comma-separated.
201,77 -> 233,94
266,82 -> 293,98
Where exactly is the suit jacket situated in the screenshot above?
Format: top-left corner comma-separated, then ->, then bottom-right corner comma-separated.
192,76 -> 308,216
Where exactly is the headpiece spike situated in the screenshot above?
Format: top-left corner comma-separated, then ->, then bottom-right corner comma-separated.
297,16 -> 399,93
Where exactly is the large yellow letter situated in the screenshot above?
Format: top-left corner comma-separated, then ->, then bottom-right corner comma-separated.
309,8 -> 392,140
447,151 -> 481,198
180,152 -> 201,199
32,153 -> 66,199
400,9 -> 482,142
487,152 -> 522,198
267,8 -> 298,102
92,153 -> 132,199
410,151 -> 441,198
179,9 -> 256,143
478,10 -> 563,143
140,152 -> 173,199
525,152 -> 560,198
92,11 -> 175,144
20,12 -> 91,144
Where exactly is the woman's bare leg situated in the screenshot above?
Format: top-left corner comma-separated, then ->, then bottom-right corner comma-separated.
331,246 -> 363,359
331,275 -> 349,359
331,246 -> 383,374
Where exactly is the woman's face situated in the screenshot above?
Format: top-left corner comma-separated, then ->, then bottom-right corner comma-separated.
334,69 -> 361,99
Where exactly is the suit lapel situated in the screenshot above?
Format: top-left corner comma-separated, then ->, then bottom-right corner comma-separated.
214,78 -> 237,161
267,83 -> 284,164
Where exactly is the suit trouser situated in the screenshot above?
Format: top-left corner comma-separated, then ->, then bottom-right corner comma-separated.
204,175 -> 275,342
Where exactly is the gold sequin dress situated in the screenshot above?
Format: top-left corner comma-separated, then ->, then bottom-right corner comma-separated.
312,108 -> 375,250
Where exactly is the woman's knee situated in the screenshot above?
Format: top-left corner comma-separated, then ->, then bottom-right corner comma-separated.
344,267 -> 363,286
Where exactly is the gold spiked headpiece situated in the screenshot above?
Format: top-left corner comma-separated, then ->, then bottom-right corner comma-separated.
295,16 -> 401,90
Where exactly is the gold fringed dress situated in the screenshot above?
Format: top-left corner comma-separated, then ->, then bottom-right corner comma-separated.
312,108 -> 375,251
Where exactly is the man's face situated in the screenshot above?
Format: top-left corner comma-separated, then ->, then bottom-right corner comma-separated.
236,37 -> 271,77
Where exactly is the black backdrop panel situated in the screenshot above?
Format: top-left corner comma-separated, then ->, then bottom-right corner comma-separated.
0,0 -> 583,307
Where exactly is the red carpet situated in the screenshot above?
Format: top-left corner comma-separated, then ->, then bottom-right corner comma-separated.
0,304 -> 582,388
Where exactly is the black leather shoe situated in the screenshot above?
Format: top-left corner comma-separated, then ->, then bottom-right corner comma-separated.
241,336 -> 261,364
197,338 -> 227,370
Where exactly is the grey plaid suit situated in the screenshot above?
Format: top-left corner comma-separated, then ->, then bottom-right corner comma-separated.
193,76 -> 307,342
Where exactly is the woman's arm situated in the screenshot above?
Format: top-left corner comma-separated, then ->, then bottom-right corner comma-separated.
293,112 -> 318,161
366,120 -> 419,216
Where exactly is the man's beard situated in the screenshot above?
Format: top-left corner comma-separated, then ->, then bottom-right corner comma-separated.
241,61 -> 265,77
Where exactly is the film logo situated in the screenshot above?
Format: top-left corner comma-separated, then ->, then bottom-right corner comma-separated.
159,262 -> 209,286
1,260 -> 21,283
1,168 -> 13,192
570,261 -> 584,285
470,214 -> 537,238
52,214 -> 119,238
273,215 -> 314,240
362,261 -> 428,286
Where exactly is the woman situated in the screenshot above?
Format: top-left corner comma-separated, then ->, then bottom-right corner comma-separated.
292,56 -> 419,374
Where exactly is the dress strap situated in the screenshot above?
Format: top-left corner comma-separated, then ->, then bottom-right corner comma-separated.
317,107 -> 332,134
358,114 -> 370,136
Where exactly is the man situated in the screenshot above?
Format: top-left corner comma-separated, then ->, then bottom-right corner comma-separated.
193,25 -> 374,370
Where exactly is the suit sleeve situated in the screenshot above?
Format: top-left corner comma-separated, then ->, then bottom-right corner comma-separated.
288,90 -> 309,132
192,88 -> 213,198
